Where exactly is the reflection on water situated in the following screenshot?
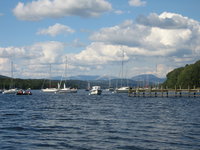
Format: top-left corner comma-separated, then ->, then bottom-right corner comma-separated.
0,90 -> 200,150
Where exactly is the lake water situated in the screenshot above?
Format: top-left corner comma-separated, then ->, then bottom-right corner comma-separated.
0,90 -> 200,150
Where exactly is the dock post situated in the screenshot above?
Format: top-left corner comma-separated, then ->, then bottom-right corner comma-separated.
188,85 -> 190,97
194,92 -> 196,97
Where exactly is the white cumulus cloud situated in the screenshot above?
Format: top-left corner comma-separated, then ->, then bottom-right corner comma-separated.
70,12 -> 200,76
0,41 -> 66,78
129,0 -> 146,7
90,12 -> 200,58
13,0 -> 112,21
37,23 -> 75,36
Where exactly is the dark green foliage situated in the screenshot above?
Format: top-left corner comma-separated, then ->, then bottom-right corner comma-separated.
163,60 -> 200,89
0,78 -> 86,90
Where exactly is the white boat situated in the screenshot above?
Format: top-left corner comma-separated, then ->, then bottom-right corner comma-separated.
105,87 -> 114,92
3,61 -> 17,94
70,88 -> 78,93
3,88 -> 18,94
41,88 -> 58,93
57,83 -> 77,93
57,58 -> 78,94
41,64 -> 59,93
115,86 -> 130,93
89,86 -> 102,95
115,48 -> 130,93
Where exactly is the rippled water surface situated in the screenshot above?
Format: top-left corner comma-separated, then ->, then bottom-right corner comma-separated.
0,90 -> 200,150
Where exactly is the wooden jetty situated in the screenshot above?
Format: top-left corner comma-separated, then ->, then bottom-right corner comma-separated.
128,87 -> 200,97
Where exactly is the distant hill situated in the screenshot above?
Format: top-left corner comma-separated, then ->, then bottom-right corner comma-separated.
0,75 -> 9,79
52,75 -> 117,81
69,75 -> 100,80
131,74 -> 166,83
163,60 -> 200,88
52,74 -> 166,83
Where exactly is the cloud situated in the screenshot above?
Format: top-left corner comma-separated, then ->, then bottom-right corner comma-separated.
71,42 -> 128,66
0,41 -> 67,78
71,12 -> 200,76
128,0 -> 146,7
0,41 -> 65,63
114,10 -> 124,15
0,47 -> 27,59
2,12 -> 200,78
0,13 -> 4,16
136,12 -> 195,29
13,0 -> 112,21
70,39 -> 86,48
90,12 -> 200,57
28,41 -> 66,64
90,20 -> 151,47
37,23 -> 75,36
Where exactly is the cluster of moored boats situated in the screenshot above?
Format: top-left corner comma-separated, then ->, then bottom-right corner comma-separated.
1,88 -> 32,95
88,86 -> 130,95
0,86 -> 130,95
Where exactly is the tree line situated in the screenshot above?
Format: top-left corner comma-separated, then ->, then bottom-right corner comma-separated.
163,60 -> 200,89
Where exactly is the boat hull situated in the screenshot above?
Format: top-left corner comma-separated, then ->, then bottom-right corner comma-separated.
57,88 -> 78,93
115,87 -> 130,93
3,89 -> 18,94
89,89 -> 102,95
41,88 -> 58,93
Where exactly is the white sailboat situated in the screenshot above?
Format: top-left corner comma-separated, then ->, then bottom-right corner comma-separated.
115,48 -> 130,93
3,61 -> 18,94
57,57 -> 77,93
105,77 -> 114,92
41,88 -> 58,93
57,83 -> 70,93
41,64 -> 58,93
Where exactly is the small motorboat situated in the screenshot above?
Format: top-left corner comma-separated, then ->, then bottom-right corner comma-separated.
16,89 -> 32,95
115,86 -> 130,93
89,86 -> 102,95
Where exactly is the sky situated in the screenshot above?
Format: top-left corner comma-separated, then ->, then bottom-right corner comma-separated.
0,0 -> 200,79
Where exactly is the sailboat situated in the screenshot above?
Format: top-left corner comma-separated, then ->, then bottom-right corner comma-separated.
105,77 -> 114,92
85,81 -> 91,91
57,57 -> 77,93
41,64 -> 58,93
3,61 -> 18,94
115,48 -> 130,93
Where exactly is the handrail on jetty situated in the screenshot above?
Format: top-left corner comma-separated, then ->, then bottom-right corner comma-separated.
128,87 -> 200,97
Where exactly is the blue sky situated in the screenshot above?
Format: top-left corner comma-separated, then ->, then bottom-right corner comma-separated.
0,0 -> 200,79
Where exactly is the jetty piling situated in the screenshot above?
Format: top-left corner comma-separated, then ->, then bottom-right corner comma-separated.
128,87 -> 200,97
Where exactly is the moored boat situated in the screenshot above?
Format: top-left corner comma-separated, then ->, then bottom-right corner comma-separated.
16,89 -> 32,95
3,88 -> 18,94
115,86 -> 130,93
89,86 -> 102,95
41,88 -> 58,93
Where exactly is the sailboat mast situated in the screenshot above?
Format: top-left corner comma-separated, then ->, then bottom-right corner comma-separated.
63,56 -> 68,88
10,61 -> 14,89
121,49 -> 124,87
49,64 -> 51,88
